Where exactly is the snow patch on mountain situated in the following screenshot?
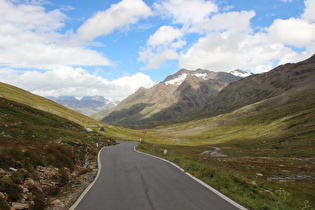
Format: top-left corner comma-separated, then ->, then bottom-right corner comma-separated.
165,73 -> 188,85
192,73 -> 207,79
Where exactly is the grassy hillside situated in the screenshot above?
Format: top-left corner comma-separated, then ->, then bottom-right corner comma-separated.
133,56 -> 314,210
201,54 -> 315,118
0,83 -> 142,209
138,80 -> 315,209
0,97 -> 119,209
0,82 -> 102,127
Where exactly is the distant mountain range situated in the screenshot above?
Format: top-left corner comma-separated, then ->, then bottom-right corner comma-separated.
98,69 -> 242,127
47,96 -> 117,116
97,55 -> 315,128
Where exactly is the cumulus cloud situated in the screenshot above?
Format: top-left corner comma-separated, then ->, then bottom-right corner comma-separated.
139,49 -> 179,69
154,0 -> 218,29
302,0 -> 315,21
143,0 -> 314,73
193,10 -> 255,34
179,31 -> 295,73
268,18 -> 315,47
0,67 -> 156,101
147,26 -> 183,47
0,0 -> 113,69
138,25 -> 185,69
75,0 -> 152,42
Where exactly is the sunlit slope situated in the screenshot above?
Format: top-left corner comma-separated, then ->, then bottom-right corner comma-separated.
152,82 -> 315,157
0,82 -> 102,127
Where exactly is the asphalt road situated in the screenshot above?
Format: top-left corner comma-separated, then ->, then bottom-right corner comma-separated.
72,141 -> 245,210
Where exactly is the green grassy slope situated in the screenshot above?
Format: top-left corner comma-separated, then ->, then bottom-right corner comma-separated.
0,96 -> 118,209
139,55 -> 315,209
140,75 -> 315,209
0,82 -> 102,127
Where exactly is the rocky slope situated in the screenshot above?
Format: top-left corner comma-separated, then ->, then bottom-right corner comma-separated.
0,95 -> 116,209
202,54 -> 315,117
100,69 -> 241,127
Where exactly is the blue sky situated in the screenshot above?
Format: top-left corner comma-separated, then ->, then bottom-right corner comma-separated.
0,0 -> 314,101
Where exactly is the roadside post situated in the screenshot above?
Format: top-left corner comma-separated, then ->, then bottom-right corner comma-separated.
142,129 -> 147,142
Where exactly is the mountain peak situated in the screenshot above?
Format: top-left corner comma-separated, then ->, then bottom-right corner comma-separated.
163,69 -> 241,86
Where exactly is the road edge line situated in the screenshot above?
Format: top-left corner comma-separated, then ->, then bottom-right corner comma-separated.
134,146 -> 247,210
69,147 -> 104,210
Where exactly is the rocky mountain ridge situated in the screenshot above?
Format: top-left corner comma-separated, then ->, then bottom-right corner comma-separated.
202,54 -> 315,117
99,54 -> 315,127
100,69 -> 241,127
47,96 -> 117,116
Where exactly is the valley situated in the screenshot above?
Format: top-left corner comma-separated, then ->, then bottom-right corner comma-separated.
0,54 -> 314,209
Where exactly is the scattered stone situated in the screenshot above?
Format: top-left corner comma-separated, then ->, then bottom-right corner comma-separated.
24,178 -> 35,185
50,199 -> 61,205
279,164 -> 285,167
9,167 -> 17,172
0,192 -> 6,199
163,149 -> 168,155
22,187 -> 29,193
256,173 -> 264,177
199,147 -> 228,157
0,169 -> 8,178
250,181 -> 258,187
20,168 -> 28,173
11,202 -> 29,209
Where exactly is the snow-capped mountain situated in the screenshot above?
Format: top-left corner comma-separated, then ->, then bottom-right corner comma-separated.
164,69 -> 242,86
230,69 -> 252,77
100,69 -> 242,127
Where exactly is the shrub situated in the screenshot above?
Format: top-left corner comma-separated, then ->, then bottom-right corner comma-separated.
28,185 -> 45,210
0,178 -> 22,202
11,171 -> 24,184
24,149 -> 44,166
0,198 -> 9,210
201,168 -> 217,178
184,161 -> 203,172
58,167 -> 69,187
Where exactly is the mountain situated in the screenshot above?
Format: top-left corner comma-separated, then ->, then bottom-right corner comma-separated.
48,95 -> 117,116
202,54 -> 315,117
0,82 -> 102,127
99,69 -> 241,127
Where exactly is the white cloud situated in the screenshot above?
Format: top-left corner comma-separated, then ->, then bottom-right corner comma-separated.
0,0 -> 113,69
302,0 -> 315,21
268,18 -> 315,47
179,31 -> 296,73
147,26 -> 183,47
192,10 -> 255,34
140,49 -> 179,69
154,0 -> 218,29
0,67 -> 156,101
75,0 -> 152,42
138,25 -> 185,69
112,72 -> 157,90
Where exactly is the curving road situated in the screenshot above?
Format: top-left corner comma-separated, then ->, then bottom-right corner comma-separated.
71,141 -> 245,210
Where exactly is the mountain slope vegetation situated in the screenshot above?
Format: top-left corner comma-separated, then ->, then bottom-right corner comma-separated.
99,69 -> 241,127
0,82 -> 102,127
136,55 -> 315,209
0,96 -> 117,209
201,54 -> 315,117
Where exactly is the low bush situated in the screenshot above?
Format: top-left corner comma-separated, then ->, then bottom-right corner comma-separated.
0,178 -> 22,202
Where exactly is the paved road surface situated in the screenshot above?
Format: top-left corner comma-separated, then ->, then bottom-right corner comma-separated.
72,141 -> 244,210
